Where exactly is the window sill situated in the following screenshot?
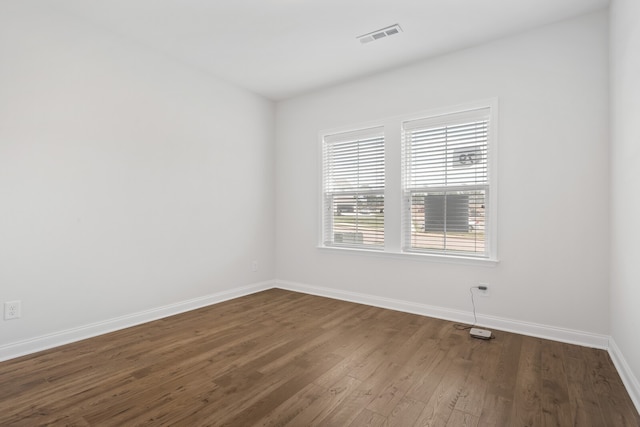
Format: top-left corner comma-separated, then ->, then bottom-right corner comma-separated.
318,245 -> 498,267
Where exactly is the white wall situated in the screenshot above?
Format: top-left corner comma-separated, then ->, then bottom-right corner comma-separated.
0,2 -> 275,346
610,0 -> 640,400
276,12 -> 610,336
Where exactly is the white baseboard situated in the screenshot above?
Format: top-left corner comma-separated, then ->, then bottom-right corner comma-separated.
2,279 -> 637,415
275,280 -> 610,350
0,280 -> 274,363
608,338 -> 640,414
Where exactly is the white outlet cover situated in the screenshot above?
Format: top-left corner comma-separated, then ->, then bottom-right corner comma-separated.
4,300 -> 21,320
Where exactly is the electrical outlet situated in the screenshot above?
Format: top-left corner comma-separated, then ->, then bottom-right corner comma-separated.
477,284 -> 490,297
4,300 -> 21,320
251,260 -> 258,272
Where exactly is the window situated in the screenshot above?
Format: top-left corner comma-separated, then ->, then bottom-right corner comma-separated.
402,107 -> 493,258
319,101 -> 497,263
322,127 -> 385,248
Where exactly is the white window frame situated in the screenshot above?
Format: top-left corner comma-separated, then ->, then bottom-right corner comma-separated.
318,99 -> 498,265
401,104 -> 497,260
321,126 -> 385,250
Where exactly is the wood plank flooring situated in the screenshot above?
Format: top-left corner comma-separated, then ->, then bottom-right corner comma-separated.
0,289 -> 638,426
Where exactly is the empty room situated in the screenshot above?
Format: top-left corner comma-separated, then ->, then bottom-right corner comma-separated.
1,0 -> 639,425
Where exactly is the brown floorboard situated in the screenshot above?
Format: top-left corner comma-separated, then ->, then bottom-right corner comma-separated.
0,289 -> 638,426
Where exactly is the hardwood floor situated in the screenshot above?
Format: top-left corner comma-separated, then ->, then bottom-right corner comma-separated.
1,289 -> 638,426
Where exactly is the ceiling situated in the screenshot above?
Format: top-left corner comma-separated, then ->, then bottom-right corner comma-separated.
51,0 -> 609,100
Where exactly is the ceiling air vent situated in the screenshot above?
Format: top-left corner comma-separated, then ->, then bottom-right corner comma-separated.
357,24 -> 403,44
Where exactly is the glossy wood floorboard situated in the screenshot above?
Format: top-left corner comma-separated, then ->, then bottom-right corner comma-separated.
1,289 -> 638,426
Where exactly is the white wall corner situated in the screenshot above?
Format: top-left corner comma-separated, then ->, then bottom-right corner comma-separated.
0,280 -> 275,363
274,280 -> 610,350
608,338 -> 640,414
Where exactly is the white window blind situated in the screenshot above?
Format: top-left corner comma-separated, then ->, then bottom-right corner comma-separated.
402,108 -> 492,257
322,127 -> 385,248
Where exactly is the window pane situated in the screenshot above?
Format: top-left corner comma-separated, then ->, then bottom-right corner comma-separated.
325,136 -> 385,192
331,193 -> 384,247
403,107 -> 492,258
409,190 -> 486,255
406,120 -> 488,189
323,127 -> 385,248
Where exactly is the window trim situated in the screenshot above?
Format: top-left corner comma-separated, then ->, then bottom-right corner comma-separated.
318,99 -> 498,265
320,125 -> 385,250
401,105 -> 496,259
317,244 -> 499,267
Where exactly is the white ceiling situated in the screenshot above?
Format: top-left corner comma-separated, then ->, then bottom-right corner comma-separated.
52,0 -> 609,100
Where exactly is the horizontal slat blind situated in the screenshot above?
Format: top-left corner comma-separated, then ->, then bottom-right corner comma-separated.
324,128 -> 385,193
404,111 -> 489,189
323,127 -> 384,248
403,108 -> 491,257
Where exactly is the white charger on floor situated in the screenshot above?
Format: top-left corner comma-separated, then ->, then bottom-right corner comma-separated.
470,327 -> 492,340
